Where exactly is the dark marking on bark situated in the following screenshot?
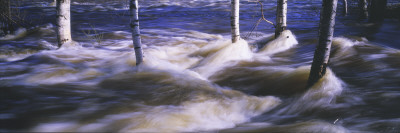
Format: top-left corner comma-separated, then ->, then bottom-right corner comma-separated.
61,38 -> 69,43
130,23 -> 139,28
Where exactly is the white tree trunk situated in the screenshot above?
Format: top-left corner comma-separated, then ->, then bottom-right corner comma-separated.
56,0 -> 72,47
307,0 -> 338,88
275,0 -> 287,38
343,0 -> 348,15
358,0 -> 368,19
230,0 -> 240,43
130,0 -> 144,65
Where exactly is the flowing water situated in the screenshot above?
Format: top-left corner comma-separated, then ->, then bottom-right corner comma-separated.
1,0 -> 400,132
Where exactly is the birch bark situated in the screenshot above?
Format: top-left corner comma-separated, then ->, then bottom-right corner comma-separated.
231,0 -> 240,43
275,0 -> 287,38
343,0 -> 348,15
130,0 -> 144,65
56,0 -> 72,47
358,0 -> 368,19
307,0 -> 338,88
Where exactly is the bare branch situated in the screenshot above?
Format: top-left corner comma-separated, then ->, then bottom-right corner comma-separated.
257,0 -> 275,26
244,0 -> 275,39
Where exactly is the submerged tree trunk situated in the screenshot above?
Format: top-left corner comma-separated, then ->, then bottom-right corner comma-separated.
130,0 -> 144,66
230,0 -> 240,43
0,0 -> 14,35
369,0 -> 386,23
358,0 -> 368,19
307,0 -> 338,88
56,0 -> 72,47
275,0 -> 287,38
343,0 -> 348,15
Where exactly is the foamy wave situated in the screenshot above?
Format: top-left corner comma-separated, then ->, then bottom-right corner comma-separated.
221,121 -> 349,133
124,96 -> 280,132
330,37 -> 358,63
0,28 -> 28,41
192,39 -> 253,78
33,95 -> 280,132
276,67 -> 344,114
258,30 -> 299,55
30,66 -> 281,132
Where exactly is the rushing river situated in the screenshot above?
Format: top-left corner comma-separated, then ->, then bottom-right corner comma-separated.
1,0 -> 400,132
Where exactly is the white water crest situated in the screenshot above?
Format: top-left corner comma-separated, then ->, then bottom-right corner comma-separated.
330,37 -> 358,64
1,27 -> 306,132
2,0 -> 400,132
2,12 -> 398,133
275,67 -> 345,115
30,66 -> 281,132
33,95 -> 280,132
222,121 -> 349,133
258,30 -> 298,56
192,39 -> 253,78
0,28 -> 28,41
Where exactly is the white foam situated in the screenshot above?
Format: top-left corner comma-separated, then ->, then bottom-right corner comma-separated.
124,96 -> 280,132
276,67 -> 344,114
91,5 -> 108,12
58,41 -> 82,50
192,39 -> 253,78
258,30 -> 298,56
32,95 -> 280,132
0,28 -> 28,41
33,122 -> 77,132
223,121 -> 349,133
330,37 -> 357,63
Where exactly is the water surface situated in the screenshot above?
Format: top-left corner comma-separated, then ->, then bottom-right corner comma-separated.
1,0 -> 400,132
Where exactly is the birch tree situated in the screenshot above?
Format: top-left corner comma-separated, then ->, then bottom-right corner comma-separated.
231,0 -> 240,43
307,0 -> 338,88
275,0 -> 287,38
358,0 -> 368,19
0,0 -> 13,35
130,0 -> 144,65
56,0 -> 72,47
343,0 -> 348,15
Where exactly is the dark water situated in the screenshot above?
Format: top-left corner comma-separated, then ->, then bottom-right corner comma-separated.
1,0 -> 400,132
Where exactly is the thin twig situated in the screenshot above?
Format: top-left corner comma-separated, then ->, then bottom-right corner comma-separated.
245,0 -> 275,39
257,0 -> 275,26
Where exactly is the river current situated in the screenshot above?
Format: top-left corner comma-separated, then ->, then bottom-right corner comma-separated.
1,0 -> 400,132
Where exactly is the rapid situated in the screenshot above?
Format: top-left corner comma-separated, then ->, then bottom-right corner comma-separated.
1,0 -> 400,132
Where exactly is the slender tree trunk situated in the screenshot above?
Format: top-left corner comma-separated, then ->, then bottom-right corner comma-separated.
343,0 -> 347,15
130,0 -> 144,66
358,0 -> 368,19
307,0 -> 338,88
56,0 -> 72,47
0,0 -> 13,35
275,0 -> 287,38
369,0 -> 386,23
231,0 -> 240,43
